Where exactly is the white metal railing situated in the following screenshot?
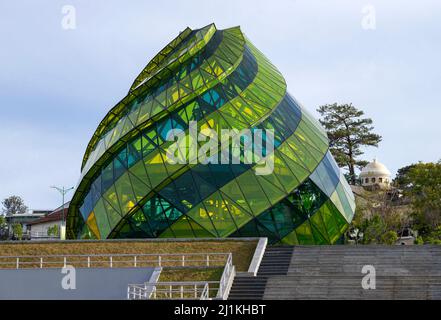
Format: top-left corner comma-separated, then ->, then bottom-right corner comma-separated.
29,232 -> 59,239
127,252 -> 235,300
0,253 -> 230,270
216,252 -> 235,299
127,281 -> 216,300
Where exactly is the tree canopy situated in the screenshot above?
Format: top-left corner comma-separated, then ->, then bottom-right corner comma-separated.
1,196 -> 28,216
317,103 -> 382,184
404,161 -> 441,240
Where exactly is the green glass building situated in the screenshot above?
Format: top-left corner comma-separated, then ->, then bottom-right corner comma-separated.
67,24 -> 355,244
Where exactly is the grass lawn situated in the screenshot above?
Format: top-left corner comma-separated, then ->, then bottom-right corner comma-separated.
0,239 -> 257,271
157,267 -> 224,298
159,267 -> 224,282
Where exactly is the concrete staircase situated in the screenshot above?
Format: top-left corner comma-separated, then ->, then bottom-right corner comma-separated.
228,246 -> 293,300
265,246 -> 441,300
229,245 -> 441,300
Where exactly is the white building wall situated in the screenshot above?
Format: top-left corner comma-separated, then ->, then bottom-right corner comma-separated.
29,221 -> 61,239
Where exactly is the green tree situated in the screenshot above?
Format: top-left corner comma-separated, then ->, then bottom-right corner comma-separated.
47,225 -> 60,237
317,103 -> 382,184
12,223 -> 23,240
393,164 -> 417,191
362,214 -> 386,244
0,215 -> 8,239
347,189 -> 411,244
381,231 -> 398,245
0,215 -> 6,228
1,196 -> 28,216
405,161 -> 441,241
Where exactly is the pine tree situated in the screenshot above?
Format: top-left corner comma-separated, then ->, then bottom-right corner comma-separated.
317,103 -> 382,184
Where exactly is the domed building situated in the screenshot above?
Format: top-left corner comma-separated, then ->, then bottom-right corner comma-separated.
67,24 -> 356,244
360,159 -> 391,189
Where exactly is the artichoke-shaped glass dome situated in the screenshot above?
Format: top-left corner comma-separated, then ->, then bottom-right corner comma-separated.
67,24 -> 356,244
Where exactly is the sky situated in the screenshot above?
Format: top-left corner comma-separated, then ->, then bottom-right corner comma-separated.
0,0 -> 440,210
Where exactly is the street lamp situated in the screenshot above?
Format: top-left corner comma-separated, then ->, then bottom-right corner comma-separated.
50,185 -> 74,240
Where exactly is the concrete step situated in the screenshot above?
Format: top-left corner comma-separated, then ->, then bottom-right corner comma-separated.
228,246 -> 294,300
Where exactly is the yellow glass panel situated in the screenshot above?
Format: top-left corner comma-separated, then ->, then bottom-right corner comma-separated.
86,212 -> 101,239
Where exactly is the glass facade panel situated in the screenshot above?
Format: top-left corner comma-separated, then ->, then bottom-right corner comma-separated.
67,24 -> 355,244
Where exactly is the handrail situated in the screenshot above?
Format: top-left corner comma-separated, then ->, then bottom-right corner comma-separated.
200,283 -> 210,300
127,281 -> 218,300
126,253 -> 236,300
0,252 -> 230,270
216,253 -> 235,299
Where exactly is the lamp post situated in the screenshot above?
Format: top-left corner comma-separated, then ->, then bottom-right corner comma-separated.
50,186 -> 74,240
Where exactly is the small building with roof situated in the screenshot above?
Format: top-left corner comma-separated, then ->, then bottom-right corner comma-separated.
359,159 -> 392,189
26,203 -> 69,240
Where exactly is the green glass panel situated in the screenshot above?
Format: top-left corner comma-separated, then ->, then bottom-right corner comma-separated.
231,97 -> 260,124
330,188 -> 345,219
187,216 -> 216,238
246,82 -> 277,106
223,195 -> 254,230
130,209 -> 152,236
285,135 -> 319,171
136,99 -> 155,125
128,105 -> 141,128
336,183 -> 355,223
277,149 -> 310,183
144,151 -> 170,188
108,120 -> 124,146
186,202 -> 219,237
272,150 -> 301,192
280,229 -> 299,245
219,113 -> 248,131
255,174 -> 285,206
257,170 -> 288,194
311,222 -> 329,245
102,198 -> 122,229
300,137 -> 326,164
329,201 -> 349,234
234,170 -> 271,216
320,201 -> 340,243
191,72 -> 204,89
219,102 -> 249,125
159,227 -> 174,238
253,77 -> 282,98
200,191 -> 238,237
128,172 -> 150,203
220,179 -> 253,215
115,172 -> 137,214
80,224 -> 96,240
179,75 -> 193,91
299,118 -> 328,152
239,96 -> 270,122
120,116 -> 134,137
102,185 -> 123,214
200,68 -> 216,84
163,215 -> 196,238
129,160 -> 152,188
301,110 -> 329,145
294,220 -> 315,244
310,210 -> 331,243
93,199 -> 111,238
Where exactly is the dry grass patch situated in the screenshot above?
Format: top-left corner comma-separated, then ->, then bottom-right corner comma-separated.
157,267 -> 224,299
0,240 -> 256,271
159,267 -> 224,282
